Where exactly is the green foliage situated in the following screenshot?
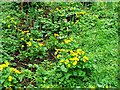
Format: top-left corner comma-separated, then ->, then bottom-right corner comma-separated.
1,2 -> 118,89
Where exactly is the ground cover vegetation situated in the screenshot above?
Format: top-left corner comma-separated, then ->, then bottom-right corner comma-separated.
0,1 -> 119,89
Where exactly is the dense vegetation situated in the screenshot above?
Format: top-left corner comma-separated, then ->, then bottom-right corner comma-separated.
0,1 -> 118,89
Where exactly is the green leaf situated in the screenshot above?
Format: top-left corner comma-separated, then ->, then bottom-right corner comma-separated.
61,65 -> 68,72
65,73 -> 71,79
73,70 -> 78,76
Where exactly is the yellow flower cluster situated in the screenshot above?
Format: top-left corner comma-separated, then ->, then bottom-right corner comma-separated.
8,76 -> 12,81
55,49 -> 69,53
64,39 -> 70,44
13,68 -> 22,74
0,61 -> 21,74
0,61 -> 9,71
79,12 -> 86,14
37,39 -> 41,41
54,33 -> 59,37
27,41 -> 32,46
55,48 -> 88,67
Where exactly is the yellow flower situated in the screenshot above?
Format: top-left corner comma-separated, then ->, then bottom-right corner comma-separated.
11,18 -> 14,20
47,86 -> 49,88
43,81 -> 45,83
54,33 -> 59,37
74,57 -> 79,61
27,33 -> 29,37
83,56 -> 88,60
22,45 -> 24,47
21,38 -> 24,40
72,53 -> 78,56
105,50 -> 106,52
27,41 -> 32,46
55,52 -> 57,55
34,64 -> 36,65
10,68 -> 14,72
68,23 -> 70,25
13,68 -> 21,74
57,54 -> 60,58
65,59 -> 69,62
18,29 -> 22,32
30,38 -> 33,41
91,86 -> 95,90
66,50 -> 69,52
60,60 -> 64,62
8,76 -> 12,81
9,85 -> 12,86
71,7 -> 74,10
106,86 -> 108,88
61,49 -> 65,51
38,43 -> 43,47
36,46 -> 38,48
8,87 -> 13,90
69,58 -> 74,61
6,87 -> 9,90
8,25 -> 10,28
77,49 -> 82,52
7,20 -> 9,22
72,61 -> 77,66
7,15 -> 10,18
2,64 -> 8,67
70,50 -> 74,54
37,39 -> 41,41
68,64 -> 71,67
65,62 -> 68,64
95,15 -> 98,18
51,84 -> 52,86
66,28 -> 69,31
24,31 -> 29,33
82,51 -> 85,55
61,15 -> 64,16
59,63 -> 62,65
64,40 -> 71,44
4,61 -> 9,66
0,65 -> 3,71
15,22 -> 17,25
61,42 -> 64,44
83,59 -> 86,62
70,37 -> 73,41
112,76 -> 114,78
56,49 -> 60,51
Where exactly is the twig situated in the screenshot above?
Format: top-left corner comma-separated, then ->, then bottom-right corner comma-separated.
50,53 -> 56,60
